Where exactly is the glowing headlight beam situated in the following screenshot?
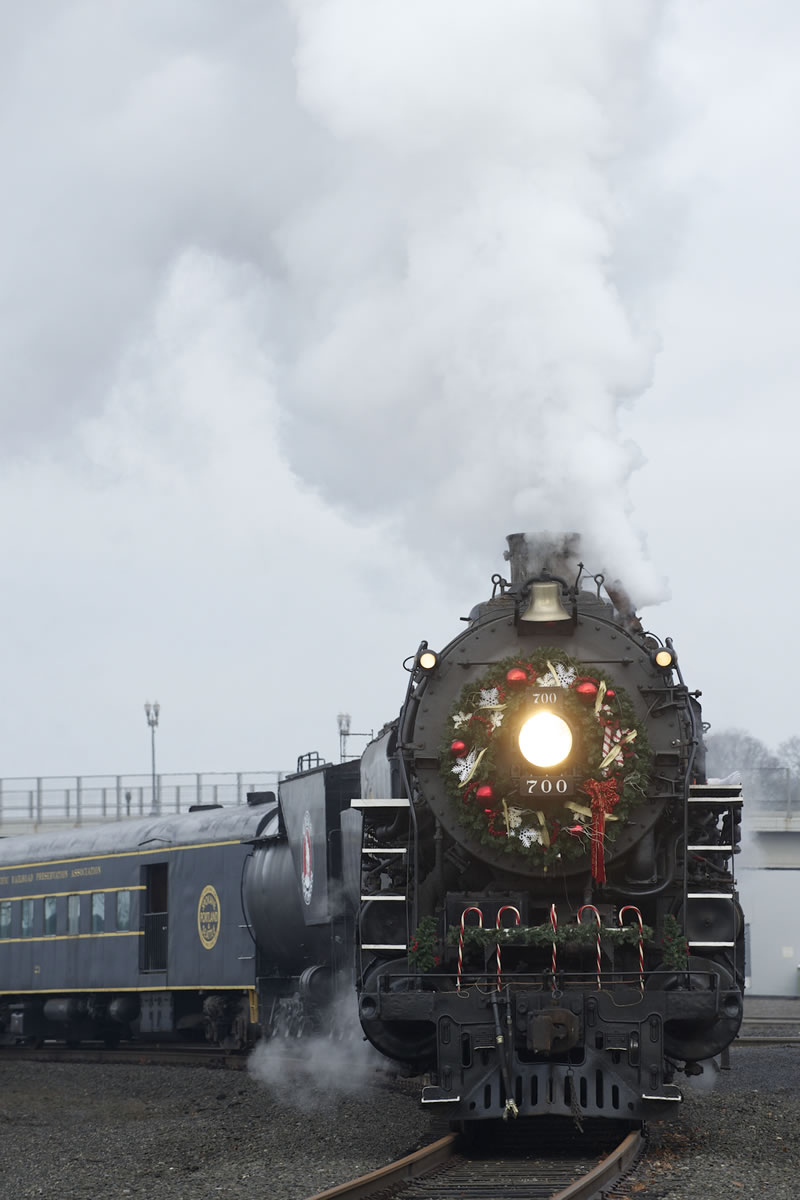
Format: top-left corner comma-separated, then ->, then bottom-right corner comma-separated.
518,712 -> 573,768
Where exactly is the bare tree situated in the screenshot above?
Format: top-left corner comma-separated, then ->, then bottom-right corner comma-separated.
705,729 -> 779,778
777,736 -> 800,778
707,729 -> 792,813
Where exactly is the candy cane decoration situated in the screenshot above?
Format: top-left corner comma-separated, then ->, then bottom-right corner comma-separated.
495,905 -> 521,990
549,903 -> 558,987
457,906 -> 484,993
619,904 -> 645,993
578,904 -> 603,989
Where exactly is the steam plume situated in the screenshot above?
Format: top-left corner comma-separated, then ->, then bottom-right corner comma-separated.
1,3 -> 669,603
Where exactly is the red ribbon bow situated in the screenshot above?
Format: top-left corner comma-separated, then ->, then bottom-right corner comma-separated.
580,777 -> 620,883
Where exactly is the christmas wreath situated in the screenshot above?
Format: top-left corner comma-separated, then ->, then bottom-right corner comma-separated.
440,650 -> 651,880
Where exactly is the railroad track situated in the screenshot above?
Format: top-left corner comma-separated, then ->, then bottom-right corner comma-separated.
0,1042 -> 250,1070
305,1119 -> 645,1200
736,1015 -> 800,1046
9,1017 -> 800,1066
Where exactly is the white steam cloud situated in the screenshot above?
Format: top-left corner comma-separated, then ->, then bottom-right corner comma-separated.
280,1 -> 668,602
2,2 -> 670,604
248,996 -> 393,1110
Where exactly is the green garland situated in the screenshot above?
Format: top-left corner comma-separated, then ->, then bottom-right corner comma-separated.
408,916 -> 652,972
448,921 -> 654,951
660,914 -> 689,969
440,650 -> 651,870
408,915 -> 440,971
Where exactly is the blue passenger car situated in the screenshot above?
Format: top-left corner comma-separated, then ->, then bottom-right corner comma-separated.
0,801 -> 273,1046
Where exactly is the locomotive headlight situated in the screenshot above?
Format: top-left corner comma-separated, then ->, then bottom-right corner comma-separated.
518,712 -> 573,768
654,647 -> 675,670
418,649 -> 438,672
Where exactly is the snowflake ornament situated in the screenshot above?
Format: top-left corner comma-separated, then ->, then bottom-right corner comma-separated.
478,688 -> 501,707
488,711 -> 504,731
451,748 -> 478,783
537,663 -> 576,688
518,826 -> 542,848
451,711 -> 471,729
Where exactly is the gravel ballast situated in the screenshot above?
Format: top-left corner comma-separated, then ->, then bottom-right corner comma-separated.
625,997 -> 800,1200
0,1053 -> 431,1200
629,1046 -> 800,1199
2,1000 -> 798,1200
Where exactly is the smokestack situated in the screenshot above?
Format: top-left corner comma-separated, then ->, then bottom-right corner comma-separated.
604,580 -> 643,633
505,532 -> 643,633
504,532 -> 582,587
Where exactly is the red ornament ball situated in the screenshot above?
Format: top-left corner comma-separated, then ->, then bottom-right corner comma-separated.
606,688 -> 616,700
575,679 -> 599,701
506,667 -> 528,685
476,784 -> 493,802
450,740 -> 468,757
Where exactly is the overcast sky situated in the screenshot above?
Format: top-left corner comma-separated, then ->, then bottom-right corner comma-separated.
1,2 -> 796,779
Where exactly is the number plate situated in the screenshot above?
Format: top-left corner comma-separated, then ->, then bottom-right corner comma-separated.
520,776 -> 575,798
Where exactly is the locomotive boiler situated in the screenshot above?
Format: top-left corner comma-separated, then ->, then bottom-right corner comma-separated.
347,533 -> 744,1121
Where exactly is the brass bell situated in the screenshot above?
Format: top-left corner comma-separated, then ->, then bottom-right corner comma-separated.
518,581 -> 571,623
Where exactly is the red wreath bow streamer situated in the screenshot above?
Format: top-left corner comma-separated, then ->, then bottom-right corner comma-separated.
580,777 -> 620,883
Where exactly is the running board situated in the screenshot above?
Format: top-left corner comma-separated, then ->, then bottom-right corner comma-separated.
421,1087 -> 461,1104
350,798 -> 410,808
642,1085 -> 682,1102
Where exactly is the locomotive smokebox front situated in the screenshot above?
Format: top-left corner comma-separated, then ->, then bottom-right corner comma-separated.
399,531 -> 688,882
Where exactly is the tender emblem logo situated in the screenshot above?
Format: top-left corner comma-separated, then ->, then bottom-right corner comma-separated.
301,811 -> 314,906
197,884 -> 221,950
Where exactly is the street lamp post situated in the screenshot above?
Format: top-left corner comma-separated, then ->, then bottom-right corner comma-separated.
337,712 -> 351,764
337,712 -> 373,762
144,701 -> 160,815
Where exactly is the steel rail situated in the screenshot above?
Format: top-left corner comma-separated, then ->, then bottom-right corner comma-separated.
552,1127 -> 644,1200
304,1125 -> 644,1200
740,1017 -> 800,1024
736,1036 -> 800,1046
1,1043 -> 250,1070
304,1134 -> 459,1200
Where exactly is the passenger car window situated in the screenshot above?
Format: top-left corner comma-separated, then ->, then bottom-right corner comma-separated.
91,892 -> 105,933
67,894 -> 81,934
21,899 -> 34,938
0,901 -> 11,938
44,896 -> 57,936
116,890 -> 131,932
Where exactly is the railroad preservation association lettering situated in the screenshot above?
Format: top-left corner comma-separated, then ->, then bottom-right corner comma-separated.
0,864 -> 101,887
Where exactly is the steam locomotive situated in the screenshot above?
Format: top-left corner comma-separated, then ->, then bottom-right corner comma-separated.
0,533 -> 743,1125
248,532 -> 744,1121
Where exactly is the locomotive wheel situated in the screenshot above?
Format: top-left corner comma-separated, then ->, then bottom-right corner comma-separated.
654,954 -> 743,1062
358,957 -> 442,1070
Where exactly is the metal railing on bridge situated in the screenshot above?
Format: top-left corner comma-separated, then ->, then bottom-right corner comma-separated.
738,767 -> 800,831
0,770 -> 286,834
